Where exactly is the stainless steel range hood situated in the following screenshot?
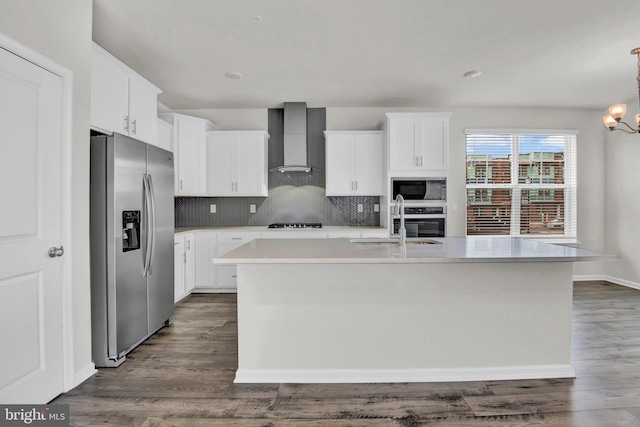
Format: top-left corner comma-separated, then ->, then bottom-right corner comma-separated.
278,102 -> 311,173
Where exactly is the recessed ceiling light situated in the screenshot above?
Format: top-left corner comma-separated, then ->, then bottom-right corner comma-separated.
251,15 -> 263,23
463,70 -> 482,79
225,71 -> 243,79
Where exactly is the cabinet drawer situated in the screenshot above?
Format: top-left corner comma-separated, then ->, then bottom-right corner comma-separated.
217,232 -> 261,244
216,264 -> 238,287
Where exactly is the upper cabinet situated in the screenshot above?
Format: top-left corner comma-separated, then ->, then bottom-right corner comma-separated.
324,131 -> 384,196
159,113 -> 217,196
156,117 -> 173,152
384,113 -> 451,173
207,131 -> 269,197
90,43 -> 161,145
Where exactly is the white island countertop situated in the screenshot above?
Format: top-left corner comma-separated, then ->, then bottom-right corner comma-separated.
216,236 -> 618,264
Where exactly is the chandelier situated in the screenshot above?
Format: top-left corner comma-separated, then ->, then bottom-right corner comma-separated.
602,48 -> 640,134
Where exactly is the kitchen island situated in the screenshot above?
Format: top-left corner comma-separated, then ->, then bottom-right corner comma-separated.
216,237 -> 617,383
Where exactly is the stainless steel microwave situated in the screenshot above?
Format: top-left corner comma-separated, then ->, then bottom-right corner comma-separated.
392,178 -> 446,201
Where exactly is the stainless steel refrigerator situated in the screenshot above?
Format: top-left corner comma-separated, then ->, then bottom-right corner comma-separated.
90,132 -> 175,367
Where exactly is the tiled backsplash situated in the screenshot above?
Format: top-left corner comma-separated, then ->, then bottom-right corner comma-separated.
174,107 -> 381,228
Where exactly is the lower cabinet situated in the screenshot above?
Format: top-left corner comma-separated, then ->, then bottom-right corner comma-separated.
215,232 -> 262,291
174,233 -> 195,302
182,228 -> 389,294
194,231 -> 261,293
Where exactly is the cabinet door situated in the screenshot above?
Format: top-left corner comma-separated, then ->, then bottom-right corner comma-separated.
208,133 -> 235,195
325,134 -> 354,196
353,133 -> 383,195
234,134 -> 266,196
389,118 -> 420,171
215,232 -> 261,290
90,52 -> 129,135
184,234 -> 195,294
194,232 -> 217,289
156,118 -> 172,152
419,119 -> 447,171
128,76 -> 158,144
175,117 -> 207,195
173,236 -> 185,302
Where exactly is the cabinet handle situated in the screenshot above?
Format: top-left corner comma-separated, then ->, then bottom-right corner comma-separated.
231,237 -> 242,240
124,115 -> 129,131
132,119 -> 137,134
419,156 -> 423,167
180,179 -> 183,191
355,181 -> 358,191
186,240 -> 191,250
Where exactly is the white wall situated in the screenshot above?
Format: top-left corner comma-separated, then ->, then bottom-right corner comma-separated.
174,108 -> 267,130
605,115 -> 640,287
328,106 -> 609,277
0,1 -> 94,382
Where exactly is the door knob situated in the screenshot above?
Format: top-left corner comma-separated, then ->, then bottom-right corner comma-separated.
48,246 -> 64,258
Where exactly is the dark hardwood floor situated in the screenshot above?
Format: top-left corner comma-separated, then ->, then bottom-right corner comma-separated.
53,281 -> 640,426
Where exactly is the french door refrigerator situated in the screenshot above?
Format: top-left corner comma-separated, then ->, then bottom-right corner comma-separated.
90,132 -> 174,367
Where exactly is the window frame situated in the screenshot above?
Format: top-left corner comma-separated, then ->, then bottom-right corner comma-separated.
465,129 -> 577,241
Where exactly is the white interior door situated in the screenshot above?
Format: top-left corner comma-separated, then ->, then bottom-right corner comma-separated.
0,45 -> 65,403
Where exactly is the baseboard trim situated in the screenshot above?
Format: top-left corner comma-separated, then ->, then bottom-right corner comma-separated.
573,274 -> 608,282
234,365 -> 576,384
67,363 -> 97,392
573,274 -> 640,291
603,275 -> 640,291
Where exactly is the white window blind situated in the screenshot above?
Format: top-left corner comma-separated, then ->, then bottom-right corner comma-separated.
465,131 -> 577,239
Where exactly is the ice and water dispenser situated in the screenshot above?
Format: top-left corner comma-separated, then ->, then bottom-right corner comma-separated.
122,210 -> 140,252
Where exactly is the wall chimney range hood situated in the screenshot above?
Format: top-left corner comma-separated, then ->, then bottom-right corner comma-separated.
278,102 -> 311,173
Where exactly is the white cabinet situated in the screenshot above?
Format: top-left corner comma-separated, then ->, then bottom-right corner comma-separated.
324,131 -> 384,196
174,233 -> 195,302
156,117 -> 172,152
160,113 -> 216,195
207,131 -> 269,197
194,232 -> 217,291
194,231 -> 261,292
385,113 -> 451,173
90,43 -> 161,145
187,229 -> 388,294
215,232 -> 261,290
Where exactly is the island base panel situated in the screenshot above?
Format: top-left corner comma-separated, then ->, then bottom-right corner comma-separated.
235,262 -> 574,383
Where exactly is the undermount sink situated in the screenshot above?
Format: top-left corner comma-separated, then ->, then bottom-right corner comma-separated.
350,238 -> 442,245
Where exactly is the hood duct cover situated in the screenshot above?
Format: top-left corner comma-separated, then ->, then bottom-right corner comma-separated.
278,102 -> 311,173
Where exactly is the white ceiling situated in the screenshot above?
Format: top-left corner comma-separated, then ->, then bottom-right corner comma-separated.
92,0 -> 640,111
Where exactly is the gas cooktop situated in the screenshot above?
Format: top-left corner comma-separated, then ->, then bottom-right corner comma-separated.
267,223 -> 323,229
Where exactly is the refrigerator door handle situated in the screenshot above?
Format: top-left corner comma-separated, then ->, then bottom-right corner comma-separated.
147,174 -> 157,275
143,174 -> 155,276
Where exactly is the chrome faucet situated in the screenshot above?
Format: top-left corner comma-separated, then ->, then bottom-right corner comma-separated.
395,194 -> 406,246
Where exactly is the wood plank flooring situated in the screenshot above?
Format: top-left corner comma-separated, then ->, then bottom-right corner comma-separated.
52,281 -> 640,426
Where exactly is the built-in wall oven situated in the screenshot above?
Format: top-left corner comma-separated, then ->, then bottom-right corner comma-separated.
392,205 -> 446,238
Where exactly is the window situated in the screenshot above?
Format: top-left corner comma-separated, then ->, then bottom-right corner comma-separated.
465,130 -> 577,238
